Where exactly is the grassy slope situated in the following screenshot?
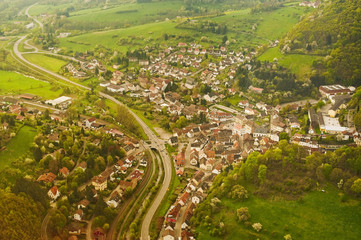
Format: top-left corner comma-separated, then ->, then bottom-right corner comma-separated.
59,4 -> 309,53
197,185 -> 361,240
258,47 -> 321,79
23,54 -> 67,72
0,125 -> 37,169
0,70 -> 61,99
28,3 -> 74,16
68,1 -> 183,24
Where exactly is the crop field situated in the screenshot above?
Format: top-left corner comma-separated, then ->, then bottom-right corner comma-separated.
0,70 -> 61,99
197,185 -> 361,240
23,53 -> 68,72
0,126 -> 37,170
258,47 -> 321,79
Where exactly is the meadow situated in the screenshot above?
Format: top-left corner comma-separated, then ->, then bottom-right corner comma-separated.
0,125 -> 37,170
0,70 -> 62,99
23,53 -> 68,72
258,47 -> 321,79
197,185 -> 361,240
28,2 -> 74,16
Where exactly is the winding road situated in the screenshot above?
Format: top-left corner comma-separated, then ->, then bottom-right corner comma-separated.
15,4 -> 173,239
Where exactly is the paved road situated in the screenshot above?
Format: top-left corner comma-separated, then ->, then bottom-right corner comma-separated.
14,28 -> 172,240
211,104 -> 240,114
25,3 -> 44,33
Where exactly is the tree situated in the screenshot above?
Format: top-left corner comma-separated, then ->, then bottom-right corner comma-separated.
228,185 -> 248,200
351,178 -> 361,194
123,187 -> 133,198
323,163 -> 333,180
284,234 -> 293,240
94,197 -> 107,216
258,164 -> 267,183
237,207 -> 250,222
279,132 -> 290,141
252,222 -> 262,232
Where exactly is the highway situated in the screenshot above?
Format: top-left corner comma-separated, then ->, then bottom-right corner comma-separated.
14,9 -> 173,238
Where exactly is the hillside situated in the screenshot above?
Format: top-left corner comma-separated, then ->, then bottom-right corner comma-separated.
280,0 -> 361,86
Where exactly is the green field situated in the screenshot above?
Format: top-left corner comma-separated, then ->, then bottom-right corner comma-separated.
0,126 -> 37,169
0,70 -> 62,98
68,1 -> 184,24
59,4 -> 310,53
23,54 -> 67,73
28,3 -> 74,16
258,47 -> 321,79
197,185 -> 361,240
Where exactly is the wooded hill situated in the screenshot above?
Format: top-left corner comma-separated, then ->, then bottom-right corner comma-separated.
280,0 -> 361,86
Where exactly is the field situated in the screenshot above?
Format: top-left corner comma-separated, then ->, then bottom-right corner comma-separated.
0,126 -> 37,170
258,47 -> 321,79
28,3 -> 74,16
197,185 -> 361,240
68,1 -> 184,25
23,54 -> 68,73
58,4 -> 311,54
0,70 -> 62,99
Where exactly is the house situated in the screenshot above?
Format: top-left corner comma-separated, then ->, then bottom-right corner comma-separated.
48,185 -> 60,200
74,209 -> 83,221
192,191 -> 203,204
181,202 -> 195,229
38,172 -> 57,183
328,95 -> 351,117
92,175 -> 107,191
59,167 -> 69,178
78,161 -> 87,171
163,225 -> 175,240
319,85 -> 352,99
93,227 -> 106,240
308,108 -> 319,129
176,152 -> 185,166
178,192 -> 189,206
107,191 -> 121,208
68,222 -> 82,235
167,203 -> 181,222
45,96 -> 72,109
85,117 -> 96,128
249,86 -> 264,94
169,136 -> 178,146
78,199 -> 90,209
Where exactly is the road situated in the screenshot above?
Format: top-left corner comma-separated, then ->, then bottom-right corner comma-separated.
14,10 -> 173,239
25,3 -> 44,33
40,207 -> 55,240
211,104 -> 240,114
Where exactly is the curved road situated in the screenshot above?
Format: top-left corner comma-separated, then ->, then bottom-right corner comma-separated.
14,17 -> 172,240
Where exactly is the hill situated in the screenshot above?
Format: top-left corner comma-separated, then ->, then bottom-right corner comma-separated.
280,0 -> 361,86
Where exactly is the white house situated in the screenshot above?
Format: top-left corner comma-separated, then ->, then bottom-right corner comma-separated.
48,186 -> 60,200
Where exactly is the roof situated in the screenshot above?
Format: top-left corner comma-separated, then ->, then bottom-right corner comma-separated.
38,172 -> 57,182
49,185 -> 59,195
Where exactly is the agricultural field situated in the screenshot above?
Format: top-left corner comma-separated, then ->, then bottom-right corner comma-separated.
258,47 -> 321,79
23,53 -> 68,72
0,70 -> 62,98
196,185 -> 361,240
0,125 -> 37,170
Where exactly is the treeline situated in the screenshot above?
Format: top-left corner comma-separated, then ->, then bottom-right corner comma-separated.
281,0 -> 361,86
0,190 -> 44,240
251,0 -> 283,13
191,141 -> 361,236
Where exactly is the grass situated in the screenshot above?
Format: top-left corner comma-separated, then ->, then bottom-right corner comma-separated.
0,125 -> 37,170
197,184 -> 361,240
28,3 -> 74,16
131,108 -> 159,136
23,54 -> 68,72
258,47 -> 321,79
0,70 -> 62,99
68,1 -> 184,25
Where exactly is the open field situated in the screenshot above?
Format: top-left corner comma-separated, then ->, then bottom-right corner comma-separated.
23,54 -> 67,73
258,47 -> 321,79
0,70 -> 62,99
0,126 -> 37,170
197,185 -> 361,240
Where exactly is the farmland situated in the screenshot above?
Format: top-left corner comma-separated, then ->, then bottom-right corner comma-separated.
196,185 -> 361,240
0,70 -> 62,99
